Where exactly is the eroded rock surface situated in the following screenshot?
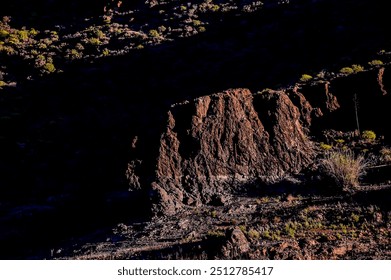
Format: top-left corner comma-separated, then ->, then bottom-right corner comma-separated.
146,89 -> 315,214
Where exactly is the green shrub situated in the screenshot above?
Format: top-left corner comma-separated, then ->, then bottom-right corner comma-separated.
198,26 -> 206,32
320,142 -> 332,151
69,49 -> 82,59
192,20 -> 202,26
7,34 -> 19,45
0,29 -> 9,38
102,48 -> 110,56
211,4 -> 220,12
351,64 -> 364,73
148,29 -> 159,37
207,230 -> 225,238
29,28 -> 38,36
300,74 -> 312,82
94,29 -> 105,39
340,67 -> 354,75
361,130 -> 376,141
238,225 -> 247,233
86,38 -> 101,45
284,222 -> 296,238
247,229 -> 260,239
368,60 -> 384,66
43,62 -> 56,73
17,30 -> 29,41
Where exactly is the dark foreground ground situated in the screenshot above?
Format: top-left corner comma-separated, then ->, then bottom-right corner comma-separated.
54,182 -> 391,260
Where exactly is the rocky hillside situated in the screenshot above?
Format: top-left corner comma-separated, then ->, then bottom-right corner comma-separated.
123,64 -> 390,216
57,65 -> 390,260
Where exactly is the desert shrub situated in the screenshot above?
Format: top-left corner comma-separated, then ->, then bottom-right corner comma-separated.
247,229 -> 260,239
368,60 -> 384,66
17,30 -> 29,41
320,149 -> 368,190
102,48 -> 110,56
7,34 -> 19,45
43,62 -> 55,73
210,4 -> 220,12
320,142 -> 332,151
86,37 -> 101,45
198,26 -> 206,32
67,49 -> 82,60
192,20 -> 202,26
148,29 -> 159,37
29,28 -> 38,36
94,29 -> 105,39
300,74 -> 312,82
0,29 -> 9,38
351,64 -> 364,73
340,67 -> 354,75
361,130 -> 376,141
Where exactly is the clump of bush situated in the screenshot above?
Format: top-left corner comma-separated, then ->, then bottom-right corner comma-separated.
368,60 -> 384,66
300,74 -> 312,82
43,62 -> 56,73
340,67 -> 354,75
340,64 -> 364,75
361,130 -> 376,142
320,142 -> 332,151
320,149 -> 368,190
148,29 -> 160,38
351,64 -> 364,73
0,29 -> 9,38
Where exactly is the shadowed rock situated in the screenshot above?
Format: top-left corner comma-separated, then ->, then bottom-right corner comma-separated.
150,88 -> 315,214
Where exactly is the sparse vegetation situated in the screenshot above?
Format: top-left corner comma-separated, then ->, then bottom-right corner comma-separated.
300,74 -> 313,82
352,64 -> 364,73
247,229 -> 260,239
361,130 -> 376,141
320,149 -> 368,189
43,62 -> 56,73
149,29 -> 160,38
320,142 -> 333,151
368,60 -> 384,66
340,67 -> 354,75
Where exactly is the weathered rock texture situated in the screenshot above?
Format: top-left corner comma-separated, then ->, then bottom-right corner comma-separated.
125,66 -> 391,215
151,88 -> 314,214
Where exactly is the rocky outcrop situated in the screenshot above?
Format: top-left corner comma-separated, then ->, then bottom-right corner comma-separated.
125,66 -> 391,215
150,88 -> 315,214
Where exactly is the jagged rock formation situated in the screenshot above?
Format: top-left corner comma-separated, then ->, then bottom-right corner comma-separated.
145,88 -> 315,214
126,66 -> 391,215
